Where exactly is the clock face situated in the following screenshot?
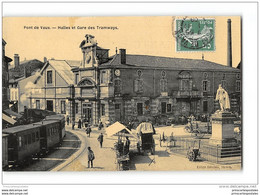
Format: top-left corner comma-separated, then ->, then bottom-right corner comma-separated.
115,69 -> 120,76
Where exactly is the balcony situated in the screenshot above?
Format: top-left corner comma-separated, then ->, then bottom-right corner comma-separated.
173,90 -> 203,99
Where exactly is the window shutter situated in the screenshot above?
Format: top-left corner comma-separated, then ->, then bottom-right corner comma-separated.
207,80 -> 210,92
139,80 -> 144,92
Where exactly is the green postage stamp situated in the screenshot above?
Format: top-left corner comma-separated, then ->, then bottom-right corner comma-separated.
175,18 -> 215,52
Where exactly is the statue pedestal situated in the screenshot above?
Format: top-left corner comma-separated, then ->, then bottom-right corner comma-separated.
209,111 -> 237,148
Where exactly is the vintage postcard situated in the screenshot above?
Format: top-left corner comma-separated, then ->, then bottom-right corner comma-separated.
2,16 -> 241,171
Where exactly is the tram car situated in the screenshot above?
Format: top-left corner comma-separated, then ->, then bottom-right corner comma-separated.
45,114 -> 66,143
2,114 -> 65,169
2,124 -> 42,166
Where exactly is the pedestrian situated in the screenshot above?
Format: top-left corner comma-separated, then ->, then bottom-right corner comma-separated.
87,147 -> 95,168
97,133 -> 104,148
78,119 -> 82,129
98,121 -> 104,130
72,121 -> 75,130
87,125 -> 92,137
124,136 -> 130,154
66,115 -> 70,125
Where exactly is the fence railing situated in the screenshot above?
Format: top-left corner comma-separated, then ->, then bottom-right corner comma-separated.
167,137 -> 241,165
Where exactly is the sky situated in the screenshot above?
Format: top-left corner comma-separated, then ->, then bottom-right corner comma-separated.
3,16 -> 241,67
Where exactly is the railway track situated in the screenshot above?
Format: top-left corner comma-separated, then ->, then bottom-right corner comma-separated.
51,130 -> 88,171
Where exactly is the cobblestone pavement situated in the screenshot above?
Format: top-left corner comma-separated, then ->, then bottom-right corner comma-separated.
55,124 -> 241,171
57,125 -> 118,171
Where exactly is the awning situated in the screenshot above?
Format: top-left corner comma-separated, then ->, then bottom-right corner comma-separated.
2,113 -> 16,125
106,121 -> 138,139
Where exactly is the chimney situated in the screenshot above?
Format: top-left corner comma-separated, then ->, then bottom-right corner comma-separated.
14,54 -> 19,68
227,19 -> 232,67
44,57 -> 47,63
120,49 -> 126,64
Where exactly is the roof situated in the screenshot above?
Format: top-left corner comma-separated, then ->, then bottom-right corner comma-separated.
136,122 -> 156,134
4,109 -> 22,118
2,113 -> 16,125
106,121 -> 138,139
47,60 -> 75,84
9,59 -> 44,80
65,60 -> 82,68
2,123 -> 40,134
101,54 -> 240,72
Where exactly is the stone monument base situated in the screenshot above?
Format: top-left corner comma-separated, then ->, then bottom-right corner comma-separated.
206,111 -> 241,158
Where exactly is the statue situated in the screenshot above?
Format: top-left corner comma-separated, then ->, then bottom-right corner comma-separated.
215,84 -> 230,111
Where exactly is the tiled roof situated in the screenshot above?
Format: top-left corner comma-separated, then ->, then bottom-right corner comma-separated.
101,54 -> 240,72
9,59 -> 44,80
48,60 -> 74,84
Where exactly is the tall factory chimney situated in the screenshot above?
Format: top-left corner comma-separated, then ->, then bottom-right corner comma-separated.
227,19 -> 232,67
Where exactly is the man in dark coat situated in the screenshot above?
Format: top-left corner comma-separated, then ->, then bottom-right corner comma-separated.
87,147 -> 95,168
66,115 -> 70,125
87,125 -> 92,137
78,119 -> 82,129
97,133 -> 104,148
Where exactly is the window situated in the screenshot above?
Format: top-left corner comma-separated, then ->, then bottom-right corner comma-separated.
28,134 -> 32,144
19,136 -> 22,147
47,71 -> 53,84
32,132 -> 36,142
160,79 -> 167,92
115,104 -> 120,110
134,79 -> 144,93
75,73 -> 79,84
101,104 -> 105,116
236,80 -> 241,92
100,71 -> 107,84
202,80 -> 210,92
161,102 -> 167,114
61,100 -> 66,114
36,131 -> 39,141
75,103 -> 78,114
167,104 -> 172,113
137,103 -> 143,115
47,100 -> 53,111
36,100 -> 40,109
203,100 -> 208,112
15,91 -> 18,100
181,79 -> 192,91
114,79 -> 121,94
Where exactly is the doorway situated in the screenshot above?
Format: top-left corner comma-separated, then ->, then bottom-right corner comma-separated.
46,100 -> 53,111
115,103 -> 121,121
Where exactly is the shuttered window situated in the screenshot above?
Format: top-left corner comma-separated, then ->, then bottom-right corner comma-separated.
134,79 -> 144,93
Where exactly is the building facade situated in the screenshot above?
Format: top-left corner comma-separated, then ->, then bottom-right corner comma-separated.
28,34 -> 241,125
